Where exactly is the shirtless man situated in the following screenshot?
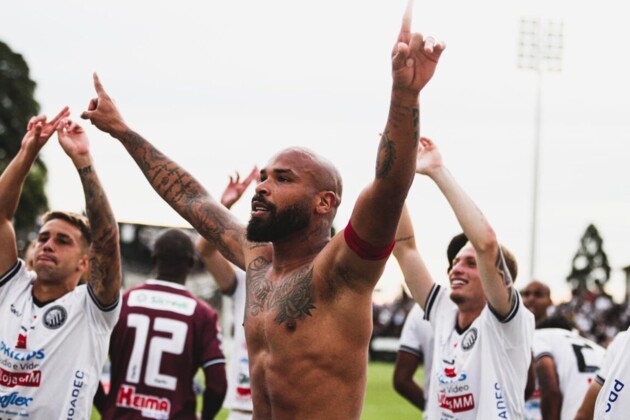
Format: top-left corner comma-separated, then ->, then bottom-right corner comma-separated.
81,2 -> 444,417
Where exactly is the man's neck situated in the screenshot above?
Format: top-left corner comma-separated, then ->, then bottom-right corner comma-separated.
270,229 -> 329,279
32,279 -> 76,306
456,305 -> 484,332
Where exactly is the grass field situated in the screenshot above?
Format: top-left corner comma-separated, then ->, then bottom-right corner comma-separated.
92,361 -> 424,419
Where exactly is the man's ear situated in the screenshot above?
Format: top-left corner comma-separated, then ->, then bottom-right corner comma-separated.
77,253 -> 89,274
315,191 -> 336,215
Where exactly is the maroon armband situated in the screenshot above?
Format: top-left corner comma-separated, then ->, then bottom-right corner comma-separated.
344,221 -> 395,261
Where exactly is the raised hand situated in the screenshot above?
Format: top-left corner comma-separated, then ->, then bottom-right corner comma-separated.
21,107 -> 70,153
415,137 -> 443,176
220,166 -> 259,208
57,119 -> 91,168
391,0 -> 445,93
81,73 -> 128,137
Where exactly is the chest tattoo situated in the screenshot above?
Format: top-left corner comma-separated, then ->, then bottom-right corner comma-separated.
268,266 -> 316,324
245,257 -> 317,325
246,257 -> 273,317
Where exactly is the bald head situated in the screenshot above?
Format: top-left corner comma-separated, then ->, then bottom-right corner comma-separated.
268,147 -> 343,208
521,280 -> 553,323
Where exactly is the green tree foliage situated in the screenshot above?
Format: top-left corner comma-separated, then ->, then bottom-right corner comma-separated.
567,224 -> 611,292
0,40 -> 47,243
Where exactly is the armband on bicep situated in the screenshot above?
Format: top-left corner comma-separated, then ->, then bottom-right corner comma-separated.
343,221 -> 395,261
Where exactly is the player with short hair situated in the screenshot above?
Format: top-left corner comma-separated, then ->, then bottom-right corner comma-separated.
394,136 -> 534,419
0,111 -> 121,419
99,228 -> 227,419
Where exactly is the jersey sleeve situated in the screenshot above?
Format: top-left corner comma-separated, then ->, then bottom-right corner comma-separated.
85,284 -> 122,331
0,260 -> 34,301
532,330 -> 553,359
398,304 -> 425,357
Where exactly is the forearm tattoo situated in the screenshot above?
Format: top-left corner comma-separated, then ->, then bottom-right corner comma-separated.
376,130 -> 396,179
79,165 -> 119,298
412,107 -> 420,144
121,129 -> 241,261
495,247 -> 516,307
77,165 -> 93,176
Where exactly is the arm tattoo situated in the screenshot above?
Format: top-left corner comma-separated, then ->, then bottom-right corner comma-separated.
77,165 -> 93,176
496,247 -> 516,308
79,164 -> 120,302
375,130 -> 397,179
121,129 -> 243,262
412,107 -> 420,144
268,266 -> 316,325
246,257 -> 273,318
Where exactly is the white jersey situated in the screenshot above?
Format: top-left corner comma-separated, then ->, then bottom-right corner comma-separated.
424,284 -> 534,419
0,260 -> 120,419
398,303 -> 433,400
532,328 -> 605,420
594,330 -> 630,418
223,269 -> 252,415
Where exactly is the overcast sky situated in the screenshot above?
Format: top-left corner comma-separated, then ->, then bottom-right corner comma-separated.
2,0 -> 629,303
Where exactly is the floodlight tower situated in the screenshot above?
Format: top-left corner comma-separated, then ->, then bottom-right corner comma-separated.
518,17 -> 563,280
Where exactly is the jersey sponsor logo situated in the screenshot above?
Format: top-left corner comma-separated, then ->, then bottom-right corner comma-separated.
461,327 -> 478,351
128,290 -> 197,316
67,370 -> 85,419
494,382 -> 509,418
116,385 -> 171,418
0,392 -> 33,409
438,370 -> 467,384
438,391 -> 475,413
43,305 -> 67,329
0,367 -> 41,387
605,379 -> 625,413
0,341 -> 45,362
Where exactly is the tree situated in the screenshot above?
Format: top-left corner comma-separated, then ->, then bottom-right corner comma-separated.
566,224 -> 611,293
0,40 -> 47,247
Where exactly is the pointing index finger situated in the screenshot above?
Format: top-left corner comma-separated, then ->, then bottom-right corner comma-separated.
398,0 -> 414,42
93,72 -> 106,96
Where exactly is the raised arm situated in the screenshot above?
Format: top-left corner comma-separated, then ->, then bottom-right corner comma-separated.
80,74 -> 247,269
196,168 -> 257,292
417,137 -> 515,317
57,119 -> 121,305
0,108 -> 69,276
335,0 -> 443,287
393,204 -> 435,309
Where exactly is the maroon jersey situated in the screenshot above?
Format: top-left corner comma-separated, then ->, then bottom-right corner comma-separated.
101,279 -> 225,419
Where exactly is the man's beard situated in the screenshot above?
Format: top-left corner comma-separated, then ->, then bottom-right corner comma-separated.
246,202 -> 311,242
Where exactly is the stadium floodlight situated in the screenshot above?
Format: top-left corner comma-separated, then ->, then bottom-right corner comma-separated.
518,17 -> 564,280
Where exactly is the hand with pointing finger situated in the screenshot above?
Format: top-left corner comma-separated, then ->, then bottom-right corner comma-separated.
391,0 -> 445,94
81,73 -> 128,138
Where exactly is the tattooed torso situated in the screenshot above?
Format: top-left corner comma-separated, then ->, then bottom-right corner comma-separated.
243,254 -> 374,420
